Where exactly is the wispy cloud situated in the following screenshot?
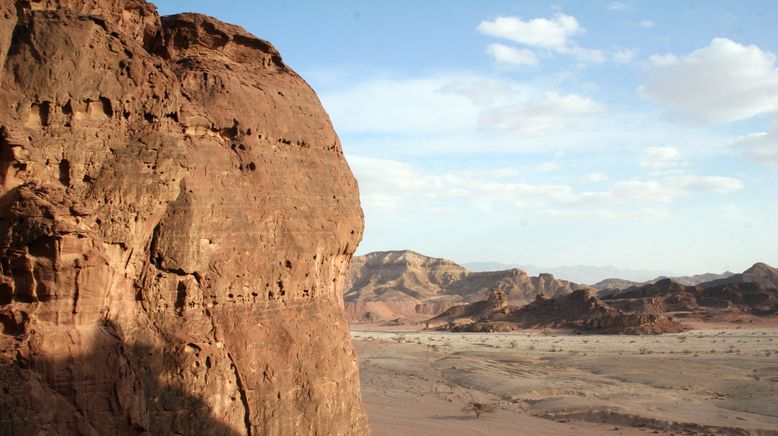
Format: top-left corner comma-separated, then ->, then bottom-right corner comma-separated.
733,128 -> 778,165
640,146 -> 682,169
322,74 -> 604,137
349,156 -> 743,221
607,1 -> 631,11
478,91 -> 604,134
613,48 -> 637,64
485,43 -> 539,68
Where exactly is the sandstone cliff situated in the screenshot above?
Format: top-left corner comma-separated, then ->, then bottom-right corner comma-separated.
345,250 -> 587,322
0,1 -> 368,434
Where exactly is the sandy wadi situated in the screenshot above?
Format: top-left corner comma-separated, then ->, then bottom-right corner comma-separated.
353,327 -> 778,435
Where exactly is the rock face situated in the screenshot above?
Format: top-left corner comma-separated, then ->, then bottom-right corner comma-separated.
345,250 -> 586,322
0,1 -> 368,435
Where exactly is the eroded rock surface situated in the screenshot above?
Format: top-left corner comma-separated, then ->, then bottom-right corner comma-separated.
0,1 -> 368,434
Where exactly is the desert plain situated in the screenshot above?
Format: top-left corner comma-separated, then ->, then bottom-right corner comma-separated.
352,323 -> 778,435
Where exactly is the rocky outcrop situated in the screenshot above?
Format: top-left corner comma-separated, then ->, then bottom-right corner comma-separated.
699,262 -> 778,289
0,1 -> 368,435
429,289 -> 683,334
345,250 -> 587,322
603,276 -> 778,316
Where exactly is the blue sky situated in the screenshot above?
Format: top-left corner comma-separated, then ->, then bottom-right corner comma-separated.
156,1 -> 778,275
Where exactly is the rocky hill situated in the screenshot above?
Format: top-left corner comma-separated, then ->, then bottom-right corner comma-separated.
699,262 -> 778,289
591,278 -> 641,292
593,271 -> 736,292
0,1 -> 368,434
345,250 -> 588,322
601,264 -> 778,318
427,289 -> 683,334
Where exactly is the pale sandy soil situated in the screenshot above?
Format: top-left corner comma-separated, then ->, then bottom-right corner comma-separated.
352,327 -> 778,435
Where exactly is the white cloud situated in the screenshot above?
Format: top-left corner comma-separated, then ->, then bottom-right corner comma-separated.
479,91 -> 604,134
322,74 -> 604,137
348,156 -> 573,211
575,172 -> 609,182
436,78 -> 518,105
349,156 -> 743,221
613,48 -> 637,64
640,146 -> 682,169
477,13 -> 617,65
639,38 -> 778,123
734,130 -> 778,164
563,175 -> 743,207
607,2 -> 631,11
485,43 -> 538,68
638,20 -> 655,28
477,14 -> 583,51
666,175 -> 745,193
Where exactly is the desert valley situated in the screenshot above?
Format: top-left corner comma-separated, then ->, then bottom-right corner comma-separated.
347,251 -> 778,434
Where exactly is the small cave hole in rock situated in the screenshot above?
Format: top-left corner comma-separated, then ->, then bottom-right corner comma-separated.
247,162 -> 256,171
174,281 -> 187,315
284,260 -> 292,269
205,356 -> 212,369
58,159 -> 70,187
99,97 -> 114,117
36,101 -> 51,126
61,101 -> 73,126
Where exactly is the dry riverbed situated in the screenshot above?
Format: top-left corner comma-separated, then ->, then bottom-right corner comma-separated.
352,327 -> 778,435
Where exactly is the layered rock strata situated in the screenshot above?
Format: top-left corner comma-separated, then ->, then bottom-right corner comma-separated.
0,1 -> 368,434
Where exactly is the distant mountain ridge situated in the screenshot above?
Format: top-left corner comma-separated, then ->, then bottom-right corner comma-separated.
462,262 -> 676,284
345,250 -> 589,322
593,271 -> 737,292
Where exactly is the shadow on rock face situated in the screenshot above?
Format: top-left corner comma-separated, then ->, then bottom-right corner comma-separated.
0,320 -> 240,435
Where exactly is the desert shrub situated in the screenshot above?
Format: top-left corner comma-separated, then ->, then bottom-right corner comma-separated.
462,401 -> 497,419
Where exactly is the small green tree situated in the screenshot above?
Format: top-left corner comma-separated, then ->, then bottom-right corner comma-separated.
462,401 -> 496,419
